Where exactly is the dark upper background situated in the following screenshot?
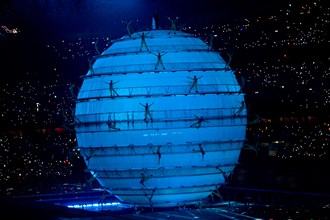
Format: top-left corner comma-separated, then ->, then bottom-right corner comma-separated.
0,0 -> 288,81
1,0 -> 287,37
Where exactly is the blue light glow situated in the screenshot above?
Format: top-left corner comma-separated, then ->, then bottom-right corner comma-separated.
68,202 -> 121,209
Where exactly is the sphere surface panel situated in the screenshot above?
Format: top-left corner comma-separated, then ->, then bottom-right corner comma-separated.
75,30 -> 247,207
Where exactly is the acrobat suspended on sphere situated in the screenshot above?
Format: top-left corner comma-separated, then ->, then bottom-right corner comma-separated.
74,27 -> 247,208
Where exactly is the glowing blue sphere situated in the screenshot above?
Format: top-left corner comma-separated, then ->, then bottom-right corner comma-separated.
75,30 -> 247,207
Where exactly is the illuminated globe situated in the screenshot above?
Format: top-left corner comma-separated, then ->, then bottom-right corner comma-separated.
74,29 -> 247,207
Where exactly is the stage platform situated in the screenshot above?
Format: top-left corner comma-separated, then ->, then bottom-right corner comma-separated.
1,187 -> 329,219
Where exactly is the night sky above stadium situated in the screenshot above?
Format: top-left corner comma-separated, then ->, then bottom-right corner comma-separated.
1,0 -> 286,37
0,0 -> 288,81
